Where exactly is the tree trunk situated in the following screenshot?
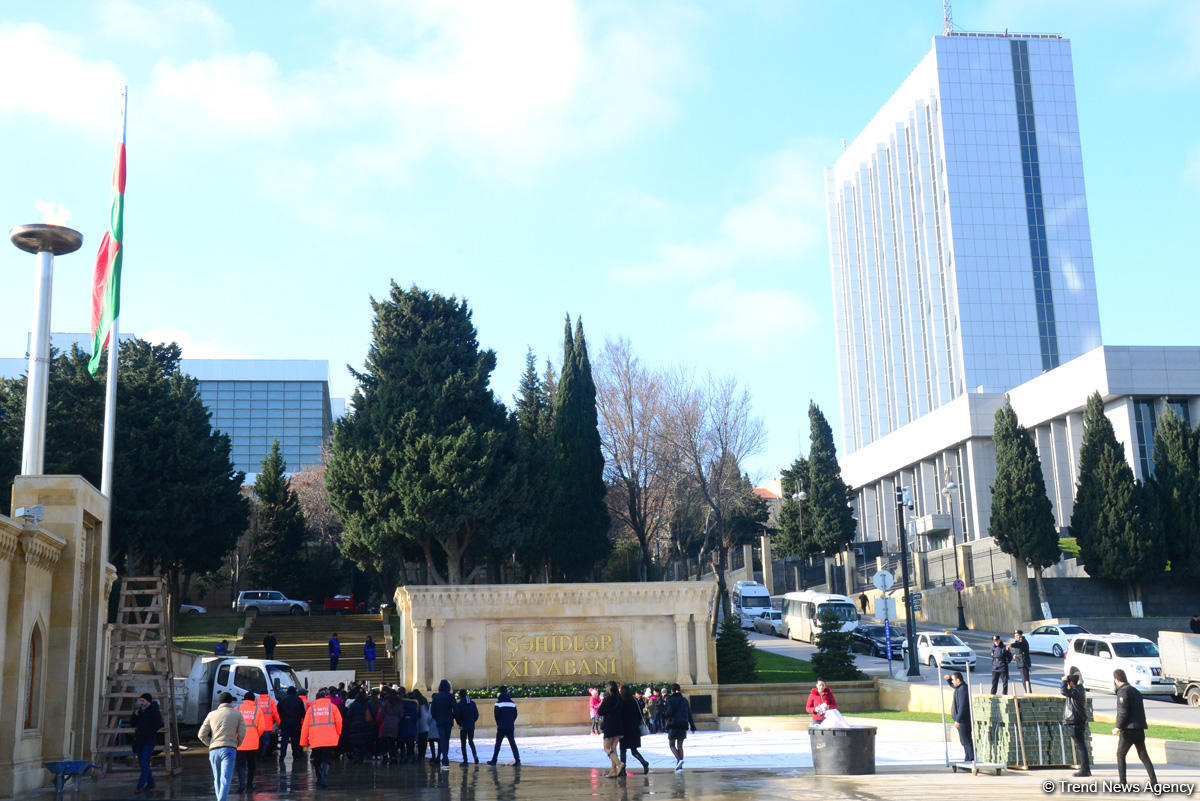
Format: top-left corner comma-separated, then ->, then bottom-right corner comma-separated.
1126,582 -> 1144,618
421,542 -> 446,585
639,539 -> 652,582
1032,565 -> 1052,620
710,546 -> 730,636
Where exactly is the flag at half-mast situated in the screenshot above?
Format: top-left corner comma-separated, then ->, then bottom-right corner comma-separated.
89,126 -> 125,376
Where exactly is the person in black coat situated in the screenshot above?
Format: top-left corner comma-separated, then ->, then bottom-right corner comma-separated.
618,684 -> 649,775
989,635 -> 1011,695
1113,669 -> 1157,785
454,689 -> 480,764
487,687 -> 520,765
1009,630 -> 1032,694
1061,673 -> 1090,777
430,679 -> 456,768
276,687 -> 306,763
341,690 -> 374,764
665,683 -> 696,771
944,672 -> 973,762
262,631 -> 277,660
130,692 -> 163,794
596,681 -> 623,777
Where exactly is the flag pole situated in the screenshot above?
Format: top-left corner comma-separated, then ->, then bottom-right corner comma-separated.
100,86 -> 126,498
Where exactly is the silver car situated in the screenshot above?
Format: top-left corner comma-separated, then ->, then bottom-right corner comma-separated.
753,610 -> 784,637
234,590 -> 310,616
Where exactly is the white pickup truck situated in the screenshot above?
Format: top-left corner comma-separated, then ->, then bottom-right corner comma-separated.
1158,630 -> 1200,707
175,657 -> 303,726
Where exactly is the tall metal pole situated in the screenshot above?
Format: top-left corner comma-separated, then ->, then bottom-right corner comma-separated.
100,316 -> 118,496
895,486 -> 921,678
944,481 -> 968,630
793,485 -> 808,591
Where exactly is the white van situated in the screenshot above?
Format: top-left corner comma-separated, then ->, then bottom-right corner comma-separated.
780,591 -> 860,642
731,581 -> 773,630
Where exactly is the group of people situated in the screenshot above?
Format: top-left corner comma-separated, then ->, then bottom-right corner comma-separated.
591,682 -> 696,777
325,633 -> 378,672
946,666 -> 1159,786
987,629 -> 1034,695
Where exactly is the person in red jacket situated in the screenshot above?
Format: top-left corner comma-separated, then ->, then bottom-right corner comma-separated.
236,692 -> 267,793
806,679 -> 837,724
301,689 -> 343,788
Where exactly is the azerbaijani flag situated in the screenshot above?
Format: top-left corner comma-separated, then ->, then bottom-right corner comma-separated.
89,123 -> 125,376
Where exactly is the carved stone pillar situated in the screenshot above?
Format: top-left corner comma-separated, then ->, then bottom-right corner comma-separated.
412,622 -> 427,692
430,618 -> 446,690
673,613 -> 692,685
694,617 -> 713,685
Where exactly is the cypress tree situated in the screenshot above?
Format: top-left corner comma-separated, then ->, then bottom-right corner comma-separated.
506,349 -> 555,580
1153,407 -> 1200,577
1088,446 -> 1166,611
547,316 -> 611,579
805,402 -> 856,555
715,616 -> 757,684
1072,392 -> 1117,573
989,400 -> 1060,617
245,440 -> 308,589
810,608 -> 862,680
776,456 -> 810,559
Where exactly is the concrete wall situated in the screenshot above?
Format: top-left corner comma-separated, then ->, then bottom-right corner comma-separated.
717,681 -> 877,717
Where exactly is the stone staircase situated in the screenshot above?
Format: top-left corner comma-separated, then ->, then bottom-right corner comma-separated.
238,613 -> 399,687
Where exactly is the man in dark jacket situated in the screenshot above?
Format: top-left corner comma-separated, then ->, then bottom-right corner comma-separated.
487,687 -> 520,765
130,692 -> 163,795
665,683 -> 696,772
989,635 -> 1011,695
454,689 -> 480,764
430,679 -> 455,769
944,672 -> 973,762
1009,630 -> 1031,693
276,687 -> 306,764
328,634 -> 341,670
1113,669 -> 1157,785
262,631 -> 277,660
1061,673 -> 1090,777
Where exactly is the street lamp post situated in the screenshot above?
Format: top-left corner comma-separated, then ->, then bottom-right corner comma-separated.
942,480 -> 968,631
792,484 -> 808,591
894,486 -> 921,679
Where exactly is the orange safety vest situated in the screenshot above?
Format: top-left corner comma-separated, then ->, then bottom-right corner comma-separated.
238,700 -> 266,751
300,698 -> 342,748
256,695 -> 280,727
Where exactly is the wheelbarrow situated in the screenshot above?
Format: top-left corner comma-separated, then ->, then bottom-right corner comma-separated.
43,761 -> 101,799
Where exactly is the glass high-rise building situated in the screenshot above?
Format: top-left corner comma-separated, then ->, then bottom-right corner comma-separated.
826,33 -> 1102,454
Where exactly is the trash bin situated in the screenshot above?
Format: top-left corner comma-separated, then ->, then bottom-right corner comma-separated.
809,726 -> 876,775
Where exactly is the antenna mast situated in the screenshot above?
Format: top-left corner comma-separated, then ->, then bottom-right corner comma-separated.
942,0 -> 953,34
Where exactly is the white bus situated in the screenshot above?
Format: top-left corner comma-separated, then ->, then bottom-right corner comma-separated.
731,581 -> 773,630
780,591 -> 860,642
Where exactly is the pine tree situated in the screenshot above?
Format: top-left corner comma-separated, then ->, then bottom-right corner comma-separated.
989,400 -> 1060,617
1153,407 -> 1200,577
244,440 -> 308,589
775,456 -> 810,559
1072,392 -> 1117,573
1088,446 -> 1166,611
547,316 -> 611,580
805,403 -> 856,555
810,608 -> 861,680
327,284 -> 519,584
715,616 -> 757,684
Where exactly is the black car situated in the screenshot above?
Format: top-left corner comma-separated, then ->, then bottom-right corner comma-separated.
850,624 -> 903,659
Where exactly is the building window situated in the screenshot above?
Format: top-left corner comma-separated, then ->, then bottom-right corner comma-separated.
24,625 -> 43,730
1133,399 -> 1157,479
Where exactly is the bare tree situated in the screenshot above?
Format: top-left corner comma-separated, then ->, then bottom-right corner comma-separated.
596,338 -> 674,580
291,460 -> 341,549
659,371 -> 766,634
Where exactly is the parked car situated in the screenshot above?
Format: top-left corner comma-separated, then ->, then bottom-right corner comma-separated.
752,610 -> 783,636
234,590 -> 310,616
1064,633 -> 1175,696
1025,623 -> 1090,658
180,604 -> 207,615
323,594 -> 355,614
850,624 -> 903,659
901,632 -> 977,669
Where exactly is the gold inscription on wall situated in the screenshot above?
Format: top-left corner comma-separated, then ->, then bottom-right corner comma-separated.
499,631 -> 620,680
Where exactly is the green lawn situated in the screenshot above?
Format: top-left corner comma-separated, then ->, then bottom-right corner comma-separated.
174,614 -> 241,655
1059,536 -> 1080,558
848,708 -> 1200,743
752,649 -> 819,684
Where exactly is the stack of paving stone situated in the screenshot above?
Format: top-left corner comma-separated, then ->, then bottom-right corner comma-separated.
971,694 -> 1093,767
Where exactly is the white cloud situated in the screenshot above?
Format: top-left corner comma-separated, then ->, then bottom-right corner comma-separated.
0,23 -> 125,132
35,200 -> 72,226
141,328 -> 251,359
689,281 -> 815,343
97,0 -> 231,50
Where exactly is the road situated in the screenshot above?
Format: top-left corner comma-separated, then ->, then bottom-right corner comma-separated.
748,621 -> 1200,728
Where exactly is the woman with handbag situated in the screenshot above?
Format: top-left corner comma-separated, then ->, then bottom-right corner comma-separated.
618,684 -> 650,775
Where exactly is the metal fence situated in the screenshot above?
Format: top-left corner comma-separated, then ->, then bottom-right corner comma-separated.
970,542 -> 1012,585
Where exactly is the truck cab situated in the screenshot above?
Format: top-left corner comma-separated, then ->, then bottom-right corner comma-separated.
177,657 -> 302,725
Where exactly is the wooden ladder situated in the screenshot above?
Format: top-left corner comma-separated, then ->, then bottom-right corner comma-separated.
96,576 -> 181,775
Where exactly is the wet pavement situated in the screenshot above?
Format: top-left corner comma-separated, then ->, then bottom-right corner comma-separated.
49,746 -> 1200,801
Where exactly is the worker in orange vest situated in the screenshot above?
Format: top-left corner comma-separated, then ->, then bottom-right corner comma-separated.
301,688 -> 343,788
255,691 -> 281,757
236,692 -> 268,793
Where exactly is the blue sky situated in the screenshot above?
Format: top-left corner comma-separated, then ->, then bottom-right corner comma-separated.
1,1 -> 1199,480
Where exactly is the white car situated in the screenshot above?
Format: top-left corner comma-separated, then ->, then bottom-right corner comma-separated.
752,610 -> 783,637
1025,623 -> 1089,658
180,604 -> 207,615
903,632 -> 978,669
1064,633 -> 1175,696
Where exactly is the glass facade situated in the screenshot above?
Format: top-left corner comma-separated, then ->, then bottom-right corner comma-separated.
194,378 -> 332,477
826,33 -> 1102,453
